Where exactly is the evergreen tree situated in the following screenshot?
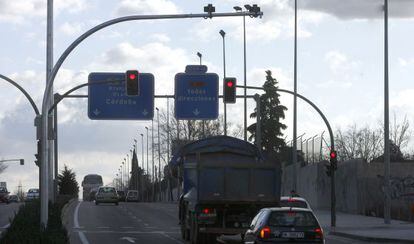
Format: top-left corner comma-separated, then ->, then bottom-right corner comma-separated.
58,165 -> 79,196
247,70 -> 287,152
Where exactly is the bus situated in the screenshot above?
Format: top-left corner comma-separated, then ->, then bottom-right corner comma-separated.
82,174 -> 103,201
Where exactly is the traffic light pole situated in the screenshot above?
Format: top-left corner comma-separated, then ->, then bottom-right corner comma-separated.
236,85 -> 337,227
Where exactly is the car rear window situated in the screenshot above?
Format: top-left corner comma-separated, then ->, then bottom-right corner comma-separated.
99,187 -> 115,193
268,211 -> 318,227
280,200 -> 308,208
29,189 -> 39,193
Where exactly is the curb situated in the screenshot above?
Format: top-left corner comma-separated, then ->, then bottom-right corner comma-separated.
330,231 -> 414,243
61,198 -> 77,226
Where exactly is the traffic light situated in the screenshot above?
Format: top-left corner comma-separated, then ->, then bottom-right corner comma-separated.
126,70 -> 139,96
223,77 -> 236,103
35,140 -> 41,167
330,150 -> 338,170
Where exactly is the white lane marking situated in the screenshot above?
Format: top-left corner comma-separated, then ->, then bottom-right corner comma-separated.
161,232 -> 185,244
74,201 -> 90,244
120,236 -> 136,243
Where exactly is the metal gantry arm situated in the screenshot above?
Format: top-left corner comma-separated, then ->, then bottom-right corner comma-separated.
236,84 -> 336,227
0,74 -> 39,115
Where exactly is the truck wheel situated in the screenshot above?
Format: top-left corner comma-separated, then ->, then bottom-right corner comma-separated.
191,216 -> 205,244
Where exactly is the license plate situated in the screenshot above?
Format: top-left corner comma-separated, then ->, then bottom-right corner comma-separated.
282,232 -> 304,238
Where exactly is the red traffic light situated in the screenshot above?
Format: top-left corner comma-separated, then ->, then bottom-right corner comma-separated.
128,73 -> 137,80
226,81 -> 234,88
330,150 -> 337,159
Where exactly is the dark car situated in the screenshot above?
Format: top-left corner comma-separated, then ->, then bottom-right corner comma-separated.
7,195 -> 19,203
0,186 -> 9,204
244,207 -> 324,243
117,190 -> 126,202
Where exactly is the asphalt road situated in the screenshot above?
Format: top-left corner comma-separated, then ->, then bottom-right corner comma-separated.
0,202 -> 21,235
65,201 -> 368,244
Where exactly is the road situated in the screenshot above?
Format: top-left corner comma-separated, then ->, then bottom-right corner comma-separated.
0,202 -> 21,235
65,201 -> 368,244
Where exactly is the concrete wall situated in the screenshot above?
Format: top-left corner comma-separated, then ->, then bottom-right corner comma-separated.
282,160 -> 414,221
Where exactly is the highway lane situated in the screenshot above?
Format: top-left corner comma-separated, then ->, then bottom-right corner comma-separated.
0,202 -> 22,235
65,201 -> 369,244
66,201 -> 183,244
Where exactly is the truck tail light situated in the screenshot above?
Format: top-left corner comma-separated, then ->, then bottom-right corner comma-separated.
199,208 -> 216,218
260,226 -> 271,239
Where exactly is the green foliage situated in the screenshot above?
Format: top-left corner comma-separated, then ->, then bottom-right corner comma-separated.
247,70 -> 288,152
58,165 -> 79,196
0,199 -> 69,244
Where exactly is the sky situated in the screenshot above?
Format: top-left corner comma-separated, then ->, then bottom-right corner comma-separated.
0,0 -> 413,193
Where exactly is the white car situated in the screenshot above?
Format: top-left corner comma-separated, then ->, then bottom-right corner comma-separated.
280,196 -> 312,210
26,188 -> 40,201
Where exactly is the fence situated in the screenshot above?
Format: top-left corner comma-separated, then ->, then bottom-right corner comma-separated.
286,131 -> 330,164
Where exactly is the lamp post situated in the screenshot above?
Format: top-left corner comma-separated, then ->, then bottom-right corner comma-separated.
234,5 -> 247,141
156,107 -> 162,201
151,119 -> 155,201
145,126 -> 149,201
219,29 -> 227,136
197,52 -> 202,65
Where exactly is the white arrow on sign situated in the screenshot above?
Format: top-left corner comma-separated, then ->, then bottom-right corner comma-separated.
93,109 -> 101,116
142,109 -> 148,116
193,109 -> 200,116
120,237 -> 136,243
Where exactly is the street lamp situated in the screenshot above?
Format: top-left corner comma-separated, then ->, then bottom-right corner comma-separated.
197,52 -> 202,65
234,5 -> 248,141
156,107 -> 162,201
219,29 -> 227,136
145,126 -> 149,201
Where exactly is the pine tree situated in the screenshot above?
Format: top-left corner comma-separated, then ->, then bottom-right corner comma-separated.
247,70 -> 287,152
58,165 -> 79,196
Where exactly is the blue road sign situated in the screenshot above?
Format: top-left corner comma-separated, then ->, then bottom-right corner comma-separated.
88,72 -> 154,120
174,65 -> 219,120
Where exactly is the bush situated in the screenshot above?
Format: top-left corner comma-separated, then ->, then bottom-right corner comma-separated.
0,197 -> 71,244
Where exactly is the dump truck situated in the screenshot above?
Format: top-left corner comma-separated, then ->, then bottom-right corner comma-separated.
171,136 -> 281,244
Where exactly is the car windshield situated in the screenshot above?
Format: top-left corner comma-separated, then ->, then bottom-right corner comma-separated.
29,189 -> 39,193
0,187 -> 6,193
99,187 -> 115,193
280,200 -> 308,208
268,211 -> 318,227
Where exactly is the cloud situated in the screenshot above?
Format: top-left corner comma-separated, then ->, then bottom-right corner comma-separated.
0,0 -> 87,24
318,50 -> 362,88
298,0 -> 414,19
59,22 -> 84,36
191,0 -> 325,43
114,0 -> 180,16
89,41 -> 191,94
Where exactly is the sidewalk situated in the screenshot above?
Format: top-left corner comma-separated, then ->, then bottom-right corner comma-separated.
315,210 -> 414,243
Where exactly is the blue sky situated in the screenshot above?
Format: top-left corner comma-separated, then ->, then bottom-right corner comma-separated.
0,0 -> 413,193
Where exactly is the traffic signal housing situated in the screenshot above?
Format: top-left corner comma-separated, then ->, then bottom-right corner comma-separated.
223,77 -> 236,103
330,150 -> 338,170
35,140 -> 41,167
126,70 -> 139,96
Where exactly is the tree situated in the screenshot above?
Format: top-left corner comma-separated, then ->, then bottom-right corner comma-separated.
57,165 -> 79,196
390,113 -> 411,151
247,70 -> 287,152
335,124 -> 382,162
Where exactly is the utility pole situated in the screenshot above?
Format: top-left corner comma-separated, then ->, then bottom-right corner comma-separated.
156,108 -> 162,201
151,119 -> 155,201
384,0 -> 391,225
145,126 -> 149,201
292,0 -> 298,193
220,30 -> 227,136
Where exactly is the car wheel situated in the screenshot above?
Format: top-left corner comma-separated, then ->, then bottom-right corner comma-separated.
115,202 -> 119,206
95,201 -> 99,205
